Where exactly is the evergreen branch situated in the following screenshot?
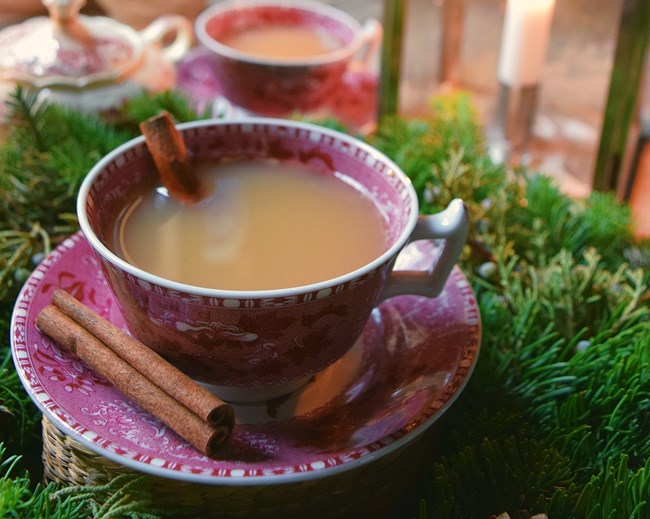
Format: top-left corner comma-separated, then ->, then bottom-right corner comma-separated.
120,90 -> 211,130
426,437 -> 577,518
4,86 -> 48,152
0,224 -> 51,302
0,345 -> 43,488
574,455 -> 649,519
0,349 -> 40,447
0,445 -> 85,518
551,325 -> 650,472
52,474 -> 180,518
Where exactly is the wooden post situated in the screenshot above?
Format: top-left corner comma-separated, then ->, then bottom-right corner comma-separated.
377,0 -> 406,120
592,0 -> 650,193
439,0 -> 466,86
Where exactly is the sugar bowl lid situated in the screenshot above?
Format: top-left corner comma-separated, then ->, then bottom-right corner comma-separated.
0,0 -> 142,88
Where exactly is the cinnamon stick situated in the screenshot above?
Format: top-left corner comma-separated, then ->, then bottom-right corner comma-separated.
51,289 -> 233,429
140,112 -> 204,204
36,305 -> 230,457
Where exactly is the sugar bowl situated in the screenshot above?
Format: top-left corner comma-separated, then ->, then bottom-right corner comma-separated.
0,0 -> 192,115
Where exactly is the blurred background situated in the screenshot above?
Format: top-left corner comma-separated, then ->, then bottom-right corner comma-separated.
1,0 -> 648,233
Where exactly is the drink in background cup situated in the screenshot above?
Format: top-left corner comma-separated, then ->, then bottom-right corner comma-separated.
195,0 -> 382,116
220,26 -> 341,59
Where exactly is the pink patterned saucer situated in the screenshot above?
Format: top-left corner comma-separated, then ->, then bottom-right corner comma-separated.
11,231 -> 480,485
176,47 -> 378,132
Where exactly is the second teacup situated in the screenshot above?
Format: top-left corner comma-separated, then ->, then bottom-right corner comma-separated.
194,0 -> 381,116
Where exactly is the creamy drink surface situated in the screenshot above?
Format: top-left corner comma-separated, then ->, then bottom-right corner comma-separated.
114,161 -> 387,290
221,26 -> 340,58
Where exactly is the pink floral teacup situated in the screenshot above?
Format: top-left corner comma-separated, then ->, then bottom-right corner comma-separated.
194,0 -> 381,116
77,119 -> 468,402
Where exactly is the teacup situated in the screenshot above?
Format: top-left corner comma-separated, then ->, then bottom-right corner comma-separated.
194,0 -> 381,116
77,119 -> 468,402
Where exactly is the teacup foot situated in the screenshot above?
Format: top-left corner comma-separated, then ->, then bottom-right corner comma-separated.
200,375 -> 313,403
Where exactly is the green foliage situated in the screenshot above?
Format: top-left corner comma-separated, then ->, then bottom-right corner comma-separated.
0,348 -> 42,455
425,437 -> 577,518
0,446 -> 171,518
371,99 -> 645,278
480,246 -> 649,345
0,88 -> 130,229
121,90 -> 212,128
509,175 -> 635,266
0,445 -> 85,518
1,88 -> 649,517
0,88 -> 207,306
575,455 -> 650,519
0,224 -> 51,303
51,474 -> 173,518
553,325 -> 650,473
0,87 -> 128,305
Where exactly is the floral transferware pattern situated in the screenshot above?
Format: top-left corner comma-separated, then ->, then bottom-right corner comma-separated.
11,232 -> 480,484
83,118 -> 419,389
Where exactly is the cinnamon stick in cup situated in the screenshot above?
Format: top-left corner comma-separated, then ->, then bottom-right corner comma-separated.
36,305 -> 231,457
139,111 -> 205,204
50,289 -> 233,428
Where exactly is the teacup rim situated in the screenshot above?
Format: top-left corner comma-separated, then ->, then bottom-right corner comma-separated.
194,0 -> 367,67
77,117 -> 419,299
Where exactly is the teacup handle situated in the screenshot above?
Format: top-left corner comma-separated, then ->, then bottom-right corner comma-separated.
139,15 -> 193,63
350,19 -> 383,72
381,199 -> 469,301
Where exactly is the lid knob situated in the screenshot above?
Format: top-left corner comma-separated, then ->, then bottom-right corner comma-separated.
0,0 -> 141,88
42,0 -> 87,23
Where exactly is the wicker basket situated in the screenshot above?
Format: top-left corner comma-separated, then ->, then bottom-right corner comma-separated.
42,416 -> 437,518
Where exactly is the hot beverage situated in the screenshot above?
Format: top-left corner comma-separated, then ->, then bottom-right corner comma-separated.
220,26 -> 340,59
111,160 -> 387,290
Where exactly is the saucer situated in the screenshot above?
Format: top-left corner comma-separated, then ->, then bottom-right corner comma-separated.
175,47 -> 379,133
11,231 -> 480,485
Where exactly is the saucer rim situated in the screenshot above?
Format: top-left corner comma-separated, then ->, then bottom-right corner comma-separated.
11,231 -> 481,486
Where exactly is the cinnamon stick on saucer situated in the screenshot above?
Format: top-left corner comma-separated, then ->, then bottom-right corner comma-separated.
140,111 -> 204,204
36,305 -> 230,457
51,289 -> 233,428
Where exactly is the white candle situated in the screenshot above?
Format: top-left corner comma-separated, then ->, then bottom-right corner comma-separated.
497,0 -> 556,87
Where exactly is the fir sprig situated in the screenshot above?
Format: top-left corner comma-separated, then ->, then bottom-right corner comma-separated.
0,88 -> 207,307
574,455 -> 650,519
120,90 -> 212,130
508,176 -> 634,267
52,474 -> 172,518
0,88 -> 131,229
552,325 -> 650,472
0,347 -> 42,454
426,437 -> 578,518
0,446 -> 85,518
